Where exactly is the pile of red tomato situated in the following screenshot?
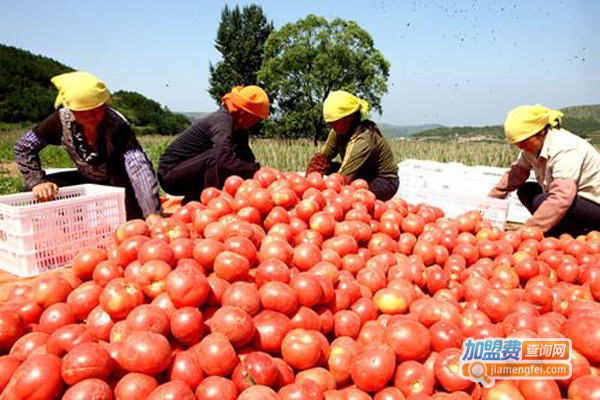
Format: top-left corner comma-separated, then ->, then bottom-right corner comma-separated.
1,167 -> 600,399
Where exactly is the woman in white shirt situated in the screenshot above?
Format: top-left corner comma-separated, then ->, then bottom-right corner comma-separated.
489,104 -> 600,237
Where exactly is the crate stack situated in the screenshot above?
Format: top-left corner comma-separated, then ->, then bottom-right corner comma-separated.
0,184 -> 126,277
396,159 -> 536,230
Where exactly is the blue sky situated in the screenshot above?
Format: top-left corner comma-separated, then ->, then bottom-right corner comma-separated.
1,0 -> 598,126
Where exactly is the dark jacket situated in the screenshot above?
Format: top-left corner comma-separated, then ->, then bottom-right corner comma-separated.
158,109 -> 259,179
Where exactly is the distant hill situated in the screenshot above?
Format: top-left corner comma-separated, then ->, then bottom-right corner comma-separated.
0,44 -> 189,134
174,114 -> 439,139
411,125 -> 504,141
411,104 -> 600,145
177,112 -> 212,123
379,123 -> 442,138
562,104 -> 600,124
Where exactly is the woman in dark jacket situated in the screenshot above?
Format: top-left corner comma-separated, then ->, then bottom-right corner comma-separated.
158,85 -> 269,203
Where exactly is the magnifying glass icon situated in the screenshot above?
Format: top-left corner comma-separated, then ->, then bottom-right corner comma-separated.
469,362 -> 492,386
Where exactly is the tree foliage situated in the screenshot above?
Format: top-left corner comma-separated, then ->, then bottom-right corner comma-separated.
0,44 -> 189,134
111,91 -> 190,135
257,15 -> 390,142
208,4 -> 274,103
0,44 -> 71,122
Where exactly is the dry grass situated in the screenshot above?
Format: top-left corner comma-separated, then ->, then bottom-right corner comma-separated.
1,129 -> 521,195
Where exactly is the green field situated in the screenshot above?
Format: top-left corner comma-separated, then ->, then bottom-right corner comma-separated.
0,127 -> 520,195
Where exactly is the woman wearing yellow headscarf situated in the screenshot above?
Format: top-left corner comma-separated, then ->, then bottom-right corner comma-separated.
14,71 -> 161,219
306,90 -> 398,201
489,104 -> 600,237
158,85 -> 269,203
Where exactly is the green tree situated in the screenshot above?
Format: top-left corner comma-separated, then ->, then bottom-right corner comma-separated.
0,44 -> 71,122
111,91 -> 189,135
257,15 -> 390,143
208,4 -> 274,103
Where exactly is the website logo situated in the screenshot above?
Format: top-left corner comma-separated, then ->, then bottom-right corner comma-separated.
459,337 -> 572,388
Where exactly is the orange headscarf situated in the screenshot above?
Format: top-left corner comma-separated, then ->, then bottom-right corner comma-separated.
221,86 -> 270,120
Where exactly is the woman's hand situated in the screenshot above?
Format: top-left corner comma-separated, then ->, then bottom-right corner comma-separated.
32,182 -> 58,202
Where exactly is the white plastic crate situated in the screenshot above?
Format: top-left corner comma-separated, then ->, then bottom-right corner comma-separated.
398,187 -> 509,229
0,184 -> 125,277
396,159 -> 539,228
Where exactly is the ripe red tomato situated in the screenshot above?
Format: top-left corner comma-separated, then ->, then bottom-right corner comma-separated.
118,331 -> 172,375
402,213 -> 426,236
61,342 -> 112,385
238,385 -> 279,400
124,304 -> 170,336
356,321 -> 385,349
309,211 -> 336,238
567,374 -> 600,400
38,302 -> 76,334
99,278 -> 144,320
62,378 -> 113,400
264,206 -> 290,230
231,351 -> 278,392
224,175 -> 244,196
192,332 -> 239,376
294,228 -> 325,248
333,310 -> 362,339
116,235 -> 151,267
295,367 -> 336,392
213,251 -> 251,282
0,309 -> 25,352
115,219 -> 150,244
351,344 -> 396,392
291,242 -> 322,272
1,354 -> 64,399
393,360 -> 435,397
518,379 -> 561,400
114,372 -> 158,400
224,236 -> 258,268
85,306 -> 114,342
0,355 -> 20,392
92,259 -> 124,287
194,376 -> 238,400
137,238 -> 175,266
32,276 -> 72,309
563,316 -> 600,364
8,331 -> 48,361
259,232 -> 291,256
252,310 -> 292,354
72,247 -> 108,281
290,272 -> 323,308
207,305 -> 255,348
169,350 -> 204,391
384,318 -> 431,361
281,328 -> 327,370
433,348 -> 472,392
165,265 -> 209,308
147,380 -> 196,400
221,281 -> 260,316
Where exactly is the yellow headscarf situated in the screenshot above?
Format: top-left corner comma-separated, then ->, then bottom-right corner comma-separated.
323,90 -> 370,123
51,71 -> 111,111
221,85 -> 270,120
504,104 -> 563,144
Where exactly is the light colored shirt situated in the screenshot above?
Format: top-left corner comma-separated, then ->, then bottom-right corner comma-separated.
490,128 -> 600,231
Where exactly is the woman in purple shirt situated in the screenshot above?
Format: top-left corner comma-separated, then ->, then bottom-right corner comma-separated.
13,71 -> 161,220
